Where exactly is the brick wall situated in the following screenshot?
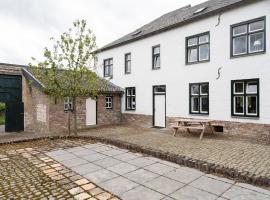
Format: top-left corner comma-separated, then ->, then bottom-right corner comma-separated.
97,94 -> 122,125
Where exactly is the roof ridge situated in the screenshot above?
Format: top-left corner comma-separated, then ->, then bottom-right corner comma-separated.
98,0 -> 252,52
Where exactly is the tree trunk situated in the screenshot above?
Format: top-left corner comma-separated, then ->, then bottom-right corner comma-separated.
68,111 -> 71,136
73,97 -> 78,136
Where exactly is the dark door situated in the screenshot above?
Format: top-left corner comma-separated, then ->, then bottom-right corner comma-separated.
5,102 -> 24,132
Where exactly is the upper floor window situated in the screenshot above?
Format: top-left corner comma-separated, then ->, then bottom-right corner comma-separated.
189,83 -> 209,115
125,53 -> 131,74
152,45 -> 160,69
231,79 -> 259,117
104,58 -> 113,77
186,32 -> 210,64
231,17 -> 266,57
105,96 -> 113,109
126,87 -> 136,110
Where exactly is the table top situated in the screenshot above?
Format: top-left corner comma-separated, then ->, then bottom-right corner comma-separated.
175,119 -> 213,123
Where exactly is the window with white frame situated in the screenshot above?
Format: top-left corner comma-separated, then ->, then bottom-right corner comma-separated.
189,83 -> 209,114
186,32 -> 210,64
125,53 -> 131,74
104,58 -> 113,77
105,96 -> 113,109
231,17 -> 265,57
64,97 -> 73,111
152,45 -> 160,69
232,79 -> 259,117
126,87 -> 136,110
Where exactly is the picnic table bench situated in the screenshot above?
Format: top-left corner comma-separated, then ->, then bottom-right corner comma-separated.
172,119 -> 215,140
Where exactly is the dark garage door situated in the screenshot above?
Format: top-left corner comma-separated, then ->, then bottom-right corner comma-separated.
0,75 -> 24,132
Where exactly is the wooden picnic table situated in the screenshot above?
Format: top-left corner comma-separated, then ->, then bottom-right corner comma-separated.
172,119 -> 215,140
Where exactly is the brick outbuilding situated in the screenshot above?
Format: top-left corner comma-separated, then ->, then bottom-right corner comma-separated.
0,63 -> 123,135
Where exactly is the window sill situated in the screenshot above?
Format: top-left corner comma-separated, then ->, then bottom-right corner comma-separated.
231,115 -> 260,119
125,72 -> 131,75
189,113 -> 209,116
152,67 -> 161,71
186,60 -> 210,65
230,51 -> 266,59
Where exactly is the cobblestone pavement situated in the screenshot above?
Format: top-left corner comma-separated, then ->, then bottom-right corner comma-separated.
0,139 -> 119,200
48,142 -> 270,200
79,125 -> 270,184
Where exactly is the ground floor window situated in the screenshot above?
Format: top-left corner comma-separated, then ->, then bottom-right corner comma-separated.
105,96 -> 113,109
232,79 -> 259,117
126,87 -> 136,110
189,83 -> 209,114
64,97 -> 73,111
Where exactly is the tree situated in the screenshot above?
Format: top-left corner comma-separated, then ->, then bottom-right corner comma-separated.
30,19 -> 100,135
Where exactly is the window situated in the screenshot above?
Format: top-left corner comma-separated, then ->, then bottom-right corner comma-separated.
104,58 -> 113,77
231,17 -> 266,57
189,83 -> 209,114
152,45 -> 160,69
231,79 -> 259,117
105,96 -> 113,109
186,32 -> 210,64
64,97 -> 73,111
126,87 -> 136,110
125,53 -> 131,74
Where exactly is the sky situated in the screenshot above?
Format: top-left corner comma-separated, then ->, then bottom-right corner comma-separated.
0,0 -> 205,65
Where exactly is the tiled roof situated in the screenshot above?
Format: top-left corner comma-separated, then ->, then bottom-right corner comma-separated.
98,0 -> 254,52
21,66 -> 123,94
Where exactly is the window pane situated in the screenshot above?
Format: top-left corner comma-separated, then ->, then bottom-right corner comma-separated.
199,34 -> 209,44
108,66 -> 112,76
154,86 -> 166,94
233,36 -> 247,55
234,96 -> 244,114
246,82 -> 258,94
154,55 -> 160,68
249,32 -> 264,53
188,37 -> 198,46
233,25 -> 247,36
188,48 -> 198,62
109,59 -> 113,65
234,82 -> 244,94
191,85 -> 199,95
249,20 -> 264,32
200,97 -> 208,113
127,97 -> 131,109
132,89 -> 136,96
126,61 -> 131,73
105,66 -> 109,75
191,97 -> 199,112
200,84 -> 209,95
247,96 -> 257,115
105,60 -> 109,65
199,44 -> 209,61
132,97 -> 136,109
153,46 -> 160,54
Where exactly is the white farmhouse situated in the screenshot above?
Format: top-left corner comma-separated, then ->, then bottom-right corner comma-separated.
96,0 -> 270,140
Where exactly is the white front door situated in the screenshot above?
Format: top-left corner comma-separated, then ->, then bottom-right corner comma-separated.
153,85 -> 166,128
86,98 -> 96,126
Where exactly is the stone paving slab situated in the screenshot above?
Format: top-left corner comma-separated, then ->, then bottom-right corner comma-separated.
79,125 -> 270,185
47,141 -> 270,200
0,139 -> 119,199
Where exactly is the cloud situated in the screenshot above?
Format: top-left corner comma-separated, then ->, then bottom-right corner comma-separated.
0,0 -> 205,64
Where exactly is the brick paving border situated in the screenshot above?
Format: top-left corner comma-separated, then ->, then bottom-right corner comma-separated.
0,134 -> 269,188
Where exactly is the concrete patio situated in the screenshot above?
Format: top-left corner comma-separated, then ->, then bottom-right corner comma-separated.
47,142 -> 270,200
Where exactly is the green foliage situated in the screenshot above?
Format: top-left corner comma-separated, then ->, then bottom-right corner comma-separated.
29,19 -> 99,99
0,103 -> 5,112
0,115 -> 4,125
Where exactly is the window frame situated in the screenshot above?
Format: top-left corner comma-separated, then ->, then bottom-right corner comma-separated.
125,87 -> 136,111
230,16 -> 266,58
125,53 -> 131,74
231,78 -> 260,118
64,97 -> 73,111
152,45 -> 161,70
186,32 -> 210,65
189,82 -> 209,115
103,58 -> 113,78
105,96 -> 113,109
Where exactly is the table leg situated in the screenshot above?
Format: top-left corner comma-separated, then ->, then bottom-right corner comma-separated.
208,122 -> 215,134
200,124 -> 205,140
